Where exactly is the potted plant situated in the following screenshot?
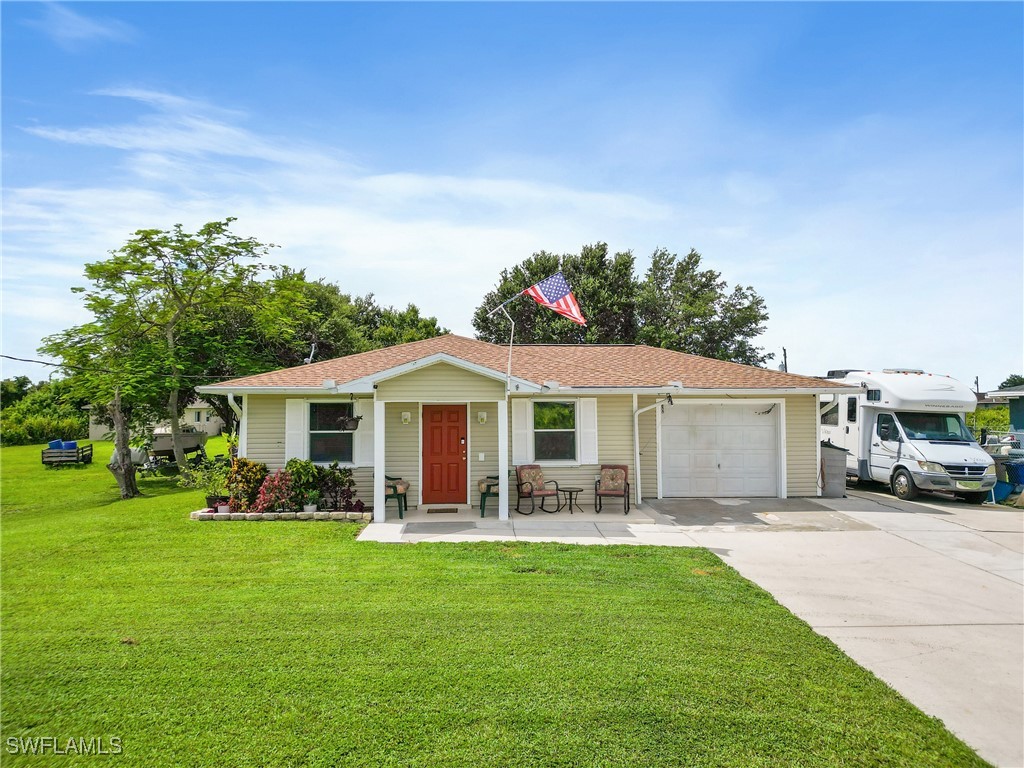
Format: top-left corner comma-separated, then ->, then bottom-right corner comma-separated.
178,459 -> 230,509
302,490 -> 321,514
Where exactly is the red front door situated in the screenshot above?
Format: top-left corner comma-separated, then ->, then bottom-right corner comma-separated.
422,405 -> 467,505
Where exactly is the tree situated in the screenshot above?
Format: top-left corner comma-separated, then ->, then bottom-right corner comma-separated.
638,248 -> 771,366
0,376 -> 39,409
472,244 -> 639,345
472,244 -> 771,366
42,219 -> 276,476
999,374 -> 1024,390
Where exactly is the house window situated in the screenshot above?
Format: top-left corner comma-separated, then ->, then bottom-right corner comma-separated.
533,401 -> 576,461
310,402 -> 354,463
193,411 -> 201,423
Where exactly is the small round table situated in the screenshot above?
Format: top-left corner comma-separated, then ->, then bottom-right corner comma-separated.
559,487 -> 584,514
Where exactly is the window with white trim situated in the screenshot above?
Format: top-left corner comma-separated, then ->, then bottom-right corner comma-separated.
309,402 -> 354,463
533,401 -> 576,461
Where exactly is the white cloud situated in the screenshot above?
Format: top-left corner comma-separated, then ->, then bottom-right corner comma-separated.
26,3 -> 136,50
4,87 -> 1021,392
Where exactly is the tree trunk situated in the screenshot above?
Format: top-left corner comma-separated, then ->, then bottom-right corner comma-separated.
208,395 -> 238,437
165,326 -> 190,477
107,389 -> 141,499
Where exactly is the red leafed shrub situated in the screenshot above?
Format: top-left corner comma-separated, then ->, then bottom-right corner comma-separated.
250,470 -> 295,514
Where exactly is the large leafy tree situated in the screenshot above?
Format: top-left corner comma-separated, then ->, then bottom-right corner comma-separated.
41,221 -> 449,496
42,219 -> 277,480
472,244 -> 770,366
472,243 -> 639,344
638,248 -> 771,366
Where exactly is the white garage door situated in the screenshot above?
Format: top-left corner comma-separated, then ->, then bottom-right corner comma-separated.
661,403 -> 779,497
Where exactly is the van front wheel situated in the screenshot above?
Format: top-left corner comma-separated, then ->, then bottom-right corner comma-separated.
891,469 -> 919,501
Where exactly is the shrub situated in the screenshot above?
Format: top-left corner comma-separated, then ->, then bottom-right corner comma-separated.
318,462 -> 364,512
0,379 -> 88,446
178,460 -> 230,499
250,470 -> 294,514
226,458 -> 268,513
285,458 -> 321,509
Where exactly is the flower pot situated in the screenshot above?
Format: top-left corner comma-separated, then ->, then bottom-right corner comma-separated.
206,494 -> 229,508
302,504 -> 318,513
216,504 -> 230,514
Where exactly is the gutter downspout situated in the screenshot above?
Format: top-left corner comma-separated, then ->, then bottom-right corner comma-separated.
633,396 -> 673,505
227,393 -> 243,421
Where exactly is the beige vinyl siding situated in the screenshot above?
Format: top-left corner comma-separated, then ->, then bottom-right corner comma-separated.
375,362 -> 504,402
507,395 -> 637,509
637,396 -> 659,500
469,402 -> 499,509
384,402 -> 420,509
784,395 -> 818,497
245,395 -> 287,469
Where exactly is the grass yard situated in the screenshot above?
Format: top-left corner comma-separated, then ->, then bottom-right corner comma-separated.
1,440 -> 988,767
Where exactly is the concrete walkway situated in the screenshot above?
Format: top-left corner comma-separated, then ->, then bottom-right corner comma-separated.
358,491 -> 1024,766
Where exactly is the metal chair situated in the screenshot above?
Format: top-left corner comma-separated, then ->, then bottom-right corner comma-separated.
515,464 -> 561,514
595,464 -> 630,514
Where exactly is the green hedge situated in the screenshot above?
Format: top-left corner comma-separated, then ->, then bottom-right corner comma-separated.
0,380 -> 88,446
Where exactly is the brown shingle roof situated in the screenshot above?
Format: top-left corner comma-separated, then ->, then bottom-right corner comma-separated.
207,335 -> 845,391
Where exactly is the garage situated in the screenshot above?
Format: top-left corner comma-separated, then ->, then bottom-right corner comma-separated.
661,402 -> 780,497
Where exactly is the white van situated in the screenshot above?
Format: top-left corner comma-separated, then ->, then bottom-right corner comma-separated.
820,369 -> 996,504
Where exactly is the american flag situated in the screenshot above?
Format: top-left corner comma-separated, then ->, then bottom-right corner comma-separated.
521,271 -> 587,326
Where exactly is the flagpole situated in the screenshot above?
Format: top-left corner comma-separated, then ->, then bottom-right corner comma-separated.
485,291 -> 525,318
500,305 -> 515,394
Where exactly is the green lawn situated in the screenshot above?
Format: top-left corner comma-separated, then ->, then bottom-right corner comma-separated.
1,440 -> 987,767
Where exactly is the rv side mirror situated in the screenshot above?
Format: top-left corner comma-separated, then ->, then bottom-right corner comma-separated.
879,424 -> 891,441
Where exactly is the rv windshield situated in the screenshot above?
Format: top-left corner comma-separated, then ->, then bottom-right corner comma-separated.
895,412 -> 973,443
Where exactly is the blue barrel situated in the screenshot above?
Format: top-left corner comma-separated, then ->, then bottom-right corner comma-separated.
62,440 -> 78,450
48,439 -> 63,449
1005,461 -> 1024,485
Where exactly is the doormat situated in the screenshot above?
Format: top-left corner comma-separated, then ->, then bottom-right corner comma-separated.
427,508 -> 459,514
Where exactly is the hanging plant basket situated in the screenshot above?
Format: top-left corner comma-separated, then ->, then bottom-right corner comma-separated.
341,415 -> 362,431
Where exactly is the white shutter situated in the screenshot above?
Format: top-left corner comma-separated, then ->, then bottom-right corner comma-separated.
579,398 -> 599,465
511,399 -> 532,464
354,398 -> 374,466
284,399 -> 308,461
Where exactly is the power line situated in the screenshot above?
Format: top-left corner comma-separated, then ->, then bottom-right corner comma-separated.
0,354 -> 231,381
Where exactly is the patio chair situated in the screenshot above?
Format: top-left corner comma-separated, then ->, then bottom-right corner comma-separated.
515,464 -> 561,515
385,475 -> 410,519
478,476 -> 499,518
595,464 -> 630,514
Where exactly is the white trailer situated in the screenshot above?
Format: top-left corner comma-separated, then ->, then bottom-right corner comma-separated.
820,369 -> 996,504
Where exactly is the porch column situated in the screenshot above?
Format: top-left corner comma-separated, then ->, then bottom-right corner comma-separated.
373,398 -> 386,522
497,399 -> 509,521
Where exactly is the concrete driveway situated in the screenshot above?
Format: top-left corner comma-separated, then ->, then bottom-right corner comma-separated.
665,491 -> 1023,768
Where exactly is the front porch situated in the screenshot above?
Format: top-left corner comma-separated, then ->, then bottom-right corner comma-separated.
358,501 -> 694,545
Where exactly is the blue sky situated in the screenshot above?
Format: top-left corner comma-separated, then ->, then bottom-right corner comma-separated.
3,2 -> 1021,390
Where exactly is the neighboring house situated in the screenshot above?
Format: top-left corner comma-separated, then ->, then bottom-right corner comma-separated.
994,385 -> 1024,429
87,400 -> 225,441
197,335 -> 855,522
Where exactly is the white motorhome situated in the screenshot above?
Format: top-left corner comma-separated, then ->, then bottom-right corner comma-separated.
820,369 -> 996,504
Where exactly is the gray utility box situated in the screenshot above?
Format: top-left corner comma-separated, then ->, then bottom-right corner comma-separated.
820,441 -> 849,498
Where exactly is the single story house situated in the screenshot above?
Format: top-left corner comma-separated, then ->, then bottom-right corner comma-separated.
197,335 -> 856,522
88,399 -> 226,441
